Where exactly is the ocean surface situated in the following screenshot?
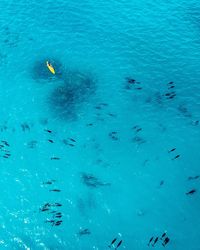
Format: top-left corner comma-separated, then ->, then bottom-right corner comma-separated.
0,0 -> 200,249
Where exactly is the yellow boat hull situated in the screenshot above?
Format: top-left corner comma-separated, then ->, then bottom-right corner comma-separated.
46,61 -> 55,74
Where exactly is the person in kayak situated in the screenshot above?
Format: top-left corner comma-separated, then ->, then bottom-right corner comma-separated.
46,61 -> 55,74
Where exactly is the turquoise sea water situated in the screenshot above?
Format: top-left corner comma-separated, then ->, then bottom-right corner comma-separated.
0,0 -> 200,249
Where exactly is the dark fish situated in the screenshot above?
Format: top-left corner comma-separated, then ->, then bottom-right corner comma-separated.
110,132 -> 117,135
44,129 -> 52,133
49,189 -> 61,192
43,181 -> 53,185
69,138 -> 76,142
168,81 -> 174,84
55,220 -> 62,223
79,228 -> 91,236
161,232 -> 166,238
3,155 -> 9,158
109,238 -> 117,248
136,87 -> 142,90
128,79 -> 136,84
148,237 -> 154,246
21,123 -> 30,132
168,148 -> 176,153
188,176 -> 199,181
162,237 -> 170,246
95,106 -> 102,110
172,154 -> 180,160
55,203 -> 62,207
109,132 -> 118,140
54,220 -> 63,226
51,157 -> 60,160
40,208 -> 49,212
126,77 -> 135,84
68,143 -> 75,147
186,189 -> 196,195
86,123 -> 93,126
111,238 -> 117,245
115,240 -> 122,249
108,113 -> 117,117
55,215 -> 62,218
167,94 -> 176,99
165,91 -> 175,96
152,237 -> 159,246
168,86 -> 175,89
111,136 -> 118,141
1,140 -> 9,146
160,180 -> 164,186
193,120 -> 199,126
44,203 -> 51,207
48,139 -> 54,143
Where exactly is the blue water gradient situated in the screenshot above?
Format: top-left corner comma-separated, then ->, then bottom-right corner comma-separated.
0,0 -> 200,249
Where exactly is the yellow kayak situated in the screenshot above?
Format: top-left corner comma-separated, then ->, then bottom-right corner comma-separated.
46,61 -> 55,74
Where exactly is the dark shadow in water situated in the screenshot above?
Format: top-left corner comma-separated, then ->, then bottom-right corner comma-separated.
49,70 -> 96,120
177,103 -> 192,118
81,172 -> 110,188
1,26 -> 20,48
32,58 -> 63,82
78,228 -> 91,236
132,135 -> 146,145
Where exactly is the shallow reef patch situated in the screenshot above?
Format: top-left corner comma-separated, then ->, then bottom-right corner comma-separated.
49,70 -> 96,120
